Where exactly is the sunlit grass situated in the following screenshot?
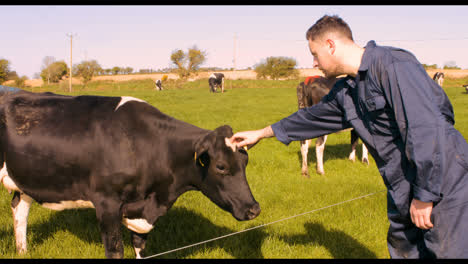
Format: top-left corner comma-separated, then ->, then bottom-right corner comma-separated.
1,77 -> 466,258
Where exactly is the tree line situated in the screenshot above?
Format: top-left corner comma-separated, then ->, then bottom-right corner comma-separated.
4,47 -> 462,88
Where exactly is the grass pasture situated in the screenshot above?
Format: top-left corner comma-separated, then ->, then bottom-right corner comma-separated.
1,77 -> 467,259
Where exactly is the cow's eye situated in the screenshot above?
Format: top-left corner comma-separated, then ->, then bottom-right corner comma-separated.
238,149 -> 247,155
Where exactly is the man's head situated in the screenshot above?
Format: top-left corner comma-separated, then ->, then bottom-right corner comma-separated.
306,15 -> 355,78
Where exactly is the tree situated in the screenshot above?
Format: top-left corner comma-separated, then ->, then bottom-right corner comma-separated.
111,66 -> 121,75
443,61 -> 461,70
123,67 -> 133,75
422,64 -> 438,70
0,58 -> 12,84
254,56 -> 299,80
74,60 -> 102,87
40,60 -> 68,84
170,46 -> 207,79
14,75 -> 28,88
41,56 -> 56,85
7,71 -> 18,81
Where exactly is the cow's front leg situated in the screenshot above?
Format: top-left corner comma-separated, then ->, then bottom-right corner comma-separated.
349,130 -> 359,162
300,139 -> 311,178
315,135 -> 327,175
95,199 -> 124,258
131,231 -> 148,259
11,191 -> 33,254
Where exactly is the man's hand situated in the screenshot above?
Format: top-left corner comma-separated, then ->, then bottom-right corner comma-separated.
410,198 -> 434,230
229,126 -> 274,150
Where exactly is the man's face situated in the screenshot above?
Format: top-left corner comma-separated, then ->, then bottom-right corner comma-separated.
308,37 -> 341,78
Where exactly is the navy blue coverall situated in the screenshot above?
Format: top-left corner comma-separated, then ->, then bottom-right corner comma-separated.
271,41 -> 468,258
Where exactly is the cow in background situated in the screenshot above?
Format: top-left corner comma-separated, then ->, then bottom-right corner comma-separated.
463,84 -> 468,93
209,73 -> 225,93
154,79 -> 163,91
433,72 -> 445,87
297,76 -> 369,177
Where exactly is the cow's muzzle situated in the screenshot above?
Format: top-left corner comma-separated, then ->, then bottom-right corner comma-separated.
245,203 -> 261,220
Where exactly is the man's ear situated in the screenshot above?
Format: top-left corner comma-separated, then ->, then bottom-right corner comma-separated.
326,38 -> 336,55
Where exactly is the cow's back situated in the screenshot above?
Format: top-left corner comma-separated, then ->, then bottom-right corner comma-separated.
297,76 -> 336,109
0,92 -> 198,203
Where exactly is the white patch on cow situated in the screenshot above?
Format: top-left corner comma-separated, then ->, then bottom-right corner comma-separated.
315,135 -> 327,175
122,217 -> 154,234
41,200 -> 95,211
209,73 -> 216,79
1,163 -> 21,193
225,137 -> 238,152
134,247 -> 142,259
12,193 -> 33,254
114,96 -> 146,111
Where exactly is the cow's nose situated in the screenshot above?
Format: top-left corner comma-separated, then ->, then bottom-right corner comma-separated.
246,203 -> 261,220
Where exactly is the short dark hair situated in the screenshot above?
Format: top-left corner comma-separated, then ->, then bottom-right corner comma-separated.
306,15 -> 354,42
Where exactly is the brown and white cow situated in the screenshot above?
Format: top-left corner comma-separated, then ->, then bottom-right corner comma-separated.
297,76 -> 369,177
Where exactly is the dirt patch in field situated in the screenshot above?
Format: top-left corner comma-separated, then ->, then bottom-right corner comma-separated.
6,68 -> 468,88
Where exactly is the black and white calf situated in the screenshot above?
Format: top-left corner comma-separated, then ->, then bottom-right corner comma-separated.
0,88 -> 260,258
433,72 -> 445,87
208,73 -> 225,93
154,79 -> 163,91
297,76 -> 369,177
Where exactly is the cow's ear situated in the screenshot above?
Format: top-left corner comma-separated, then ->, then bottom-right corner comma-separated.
214,125 -> 233,138
194,132 -> 215,155
193,132 -> 216,168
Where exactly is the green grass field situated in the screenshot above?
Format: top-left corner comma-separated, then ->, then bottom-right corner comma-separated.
1,77 -> 467,258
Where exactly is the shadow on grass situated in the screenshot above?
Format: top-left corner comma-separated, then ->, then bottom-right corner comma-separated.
296,142 -> 359,166
141,207 -> 266,259
278,221 -> 377,258
4,206 -> 266,258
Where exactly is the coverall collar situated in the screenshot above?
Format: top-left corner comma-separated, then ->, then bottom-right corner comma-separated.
358,40 -> 377,72
346,40 -> 377,88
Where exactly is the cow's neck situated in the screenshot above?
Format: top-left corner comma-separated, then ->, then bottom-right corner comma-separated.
164,119 -> 210,196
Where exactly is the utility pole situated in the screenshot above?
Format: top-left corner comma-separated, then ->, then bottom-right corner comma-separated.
233,33 -> 237,71
66,33 -> 76,93
231,32 -> 237,90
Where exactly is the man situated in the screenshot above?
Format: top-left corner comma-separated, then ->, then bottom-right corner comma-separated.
230,15 -> 468,258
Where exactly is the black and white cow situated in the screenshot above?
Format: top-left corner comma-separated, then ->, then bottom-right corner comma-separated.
208,73 -> 225,93
297,76 -> 369,177
463,84 -> 468,94
433,72 -> 445,87
154,79 -> 163,91
0,88 -> 260,258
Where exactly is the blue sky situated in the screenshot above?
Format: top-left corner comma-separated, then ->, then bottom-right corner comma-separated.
1,5 -> 468,79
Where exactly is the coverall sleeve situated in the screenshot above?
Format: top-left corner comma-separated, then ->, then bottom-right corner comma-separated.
271,88 -> 348,146
385,61 -> 446,203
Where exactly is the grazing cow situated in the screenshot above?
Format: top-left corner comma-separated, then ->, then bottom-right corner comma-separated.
433,72 -> 445,87
0,88 -> 260,258
209,73 -> 225,93
463,84 -> 468,93
297,76 -> 369,177
154,79 -> 163,91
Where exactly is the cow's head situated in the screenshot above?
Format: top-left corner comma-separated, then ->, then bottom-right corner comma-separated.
193,125 -> 260,221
